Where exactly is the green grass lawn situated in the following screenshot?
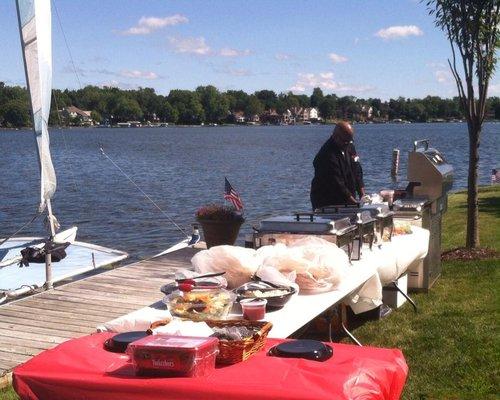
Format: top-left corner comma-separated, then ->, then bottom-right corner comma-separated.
351,185 -> 500,399
1,186 -> 499,400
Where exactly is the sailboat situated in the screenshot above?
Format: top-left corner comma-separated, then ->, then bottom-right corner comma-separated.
0,0 -> 127,303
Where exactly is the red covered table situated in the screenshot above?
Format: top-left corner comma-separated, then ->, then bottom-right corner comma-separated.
14,333 -> 408,400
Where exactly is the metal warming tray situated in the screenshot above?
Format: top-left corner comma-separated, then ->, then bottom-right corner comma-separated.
253,212 -> 357,259
360,203 -> 395,242
314,206 -> 376,259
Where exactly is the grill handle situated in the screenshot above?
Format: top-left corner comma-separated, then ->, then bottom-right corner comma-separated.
294,212 -> 315,221
413,139 -> 430,151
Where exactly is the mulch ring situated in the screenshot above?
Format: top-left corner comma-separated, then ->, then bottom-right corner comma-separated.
442,247 -> 500,261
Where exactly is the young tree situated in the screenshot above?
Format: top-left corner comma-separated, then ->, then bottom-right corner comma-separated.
427,0 -> 499,248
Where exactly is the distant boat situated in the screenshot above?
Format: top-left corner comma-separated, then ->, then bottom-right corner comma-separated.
1,0 -> 127,303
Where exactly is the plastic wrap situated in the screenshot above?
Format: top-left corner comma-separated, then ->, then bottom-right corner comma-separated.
257,237 -> 350,293
191,245 -> 259,289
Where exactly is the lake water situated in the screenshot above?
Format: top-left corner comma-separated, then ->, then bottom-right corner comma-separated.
0,123 -> 498,261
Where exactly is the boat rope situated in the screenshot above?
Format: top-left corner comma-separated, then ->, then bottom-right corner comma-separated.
99,145 -> 189,238
52,0 -> 83,89
0,210 -> 42,247
51,91 -> 79,192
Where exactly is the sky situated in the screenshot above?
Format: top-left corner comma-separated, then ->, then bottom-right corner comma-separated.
1,0 -> 499,100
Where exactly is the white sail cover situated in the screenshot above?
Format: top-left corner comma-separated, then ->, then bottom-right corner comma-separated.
16,0 -> 56,210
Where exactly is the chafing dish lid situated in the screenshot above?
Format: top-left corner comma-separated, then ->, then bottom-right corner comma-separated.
360,204 -> 395,218
257,214 -> 353,234
316,207 -> 377,224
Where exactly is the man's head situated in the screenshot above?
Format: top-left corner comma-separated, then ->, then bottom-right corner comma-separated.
332,121 -> 354,149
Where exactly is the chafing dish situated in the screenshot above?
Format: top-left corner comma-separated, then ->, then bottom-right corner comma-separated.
252,212 -> 357,259
314,206 -> 376,260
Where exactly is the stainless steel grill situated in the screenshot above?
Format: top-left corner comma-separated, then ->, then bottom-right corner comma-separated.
394,139 -> 454,291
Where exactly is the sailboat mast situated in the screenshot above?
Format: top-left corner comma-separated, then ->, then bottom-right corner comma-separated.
44,198 -> 56,289
16,0 -> 58,290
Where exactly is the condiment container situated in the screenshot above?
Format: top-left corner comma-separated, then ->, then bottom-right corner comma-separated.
240,298 -> 267,321
127,335 -> 219,377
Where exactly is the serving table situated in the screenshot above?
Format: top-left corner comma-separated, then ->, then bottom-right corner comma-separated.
13,332 -> 408,400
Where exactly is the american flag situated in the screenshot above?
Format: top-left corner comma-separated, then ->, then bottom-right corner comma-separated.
224,177 -> 244,210
492,169 -> 500,185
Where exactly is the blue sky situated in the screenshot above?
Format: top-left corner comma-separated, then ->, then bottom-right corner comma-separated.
1,0 -> 499,100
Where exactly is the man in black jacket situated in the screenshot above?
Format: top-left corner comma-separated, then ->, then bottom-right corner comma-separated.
310,121 -> 362,209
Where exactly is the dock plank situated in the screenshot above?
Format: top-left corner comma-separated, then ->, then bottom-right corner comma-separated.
0,248 -> 196,383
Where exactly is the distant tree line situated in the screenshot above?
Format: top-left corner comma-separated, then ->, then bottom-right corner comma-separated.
1,81 -> 499,127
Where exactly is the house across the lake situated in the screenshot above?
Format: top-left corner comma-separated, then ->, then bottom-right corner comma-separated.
60,106 -> 94,126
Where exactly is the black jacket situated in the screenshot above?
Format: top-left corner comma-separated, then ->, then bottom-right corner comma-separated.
310,137 -> 358,209
348,143 -> 364,197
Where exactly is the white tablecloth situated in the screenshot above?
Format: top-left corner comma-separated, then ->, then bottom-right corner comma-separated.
348,226 -> 429,313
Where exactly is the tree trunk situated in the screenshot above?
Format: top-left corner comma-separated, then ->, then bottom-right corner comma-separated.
466,124 -> 480,248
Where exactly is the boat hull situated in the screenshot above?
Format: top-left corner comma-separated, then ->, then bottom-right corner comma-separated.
0,237 -> 128,302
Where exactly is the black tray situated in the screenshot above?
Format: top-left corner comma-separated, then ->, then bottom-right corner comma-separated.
104,331 -> 149,353
268,340 -> 333,361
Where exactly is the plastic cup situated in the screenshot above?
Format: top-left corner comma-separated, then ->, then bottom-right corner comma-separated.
240,299 -> 267,321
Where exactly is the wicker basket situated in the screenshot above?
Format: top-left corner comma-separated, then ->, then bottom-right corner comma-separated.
149,319 -> 273,365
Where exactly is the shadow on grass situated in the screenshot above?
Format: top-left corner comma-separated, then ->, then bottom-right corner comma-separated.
458,191 -> 500,218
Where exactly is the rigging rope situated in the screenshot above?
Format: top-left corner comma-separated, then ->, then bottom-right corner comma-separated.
52,0 -> 83,89
99,145 -> 189,238
0,210 -> 42,247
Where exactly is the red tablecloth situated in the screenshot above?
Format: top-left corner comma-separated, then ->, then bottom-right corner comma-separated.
14,333 -> 408,400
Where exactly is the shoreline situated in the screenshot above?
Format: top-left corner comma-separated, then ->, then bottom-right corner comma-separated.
1,120 -> 499,131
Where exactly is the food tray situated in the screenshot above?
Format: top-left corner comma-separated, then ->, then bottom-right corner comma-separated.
151,319 -> 273,365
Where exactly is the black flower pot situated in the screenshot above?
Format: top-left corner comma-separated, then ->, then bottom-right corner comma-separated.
197,218 -> 244,248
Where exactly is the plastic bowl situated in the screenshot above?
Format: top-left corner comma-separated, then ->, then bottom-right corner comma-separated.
240,298 -> 267,321
164,288 -> 236,321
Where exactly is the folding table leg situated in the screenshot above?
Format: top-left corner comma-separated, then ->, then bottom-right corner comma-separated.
392,281 -> 418,312
340,303 -> 363,347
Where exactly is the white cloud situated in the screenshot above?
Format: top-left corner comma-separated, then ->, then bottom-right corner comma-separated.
214,66 -> 252,76
121,14 -> 188,35
435,70 -> 452,84
426,62 -> 446,68
289,72 -> 374,93
120,70 -> 159,80
169,36 -> 212,55
328,53 -> 348,64
375,25 -> 423,40
488,83 -> 500,96
275,53 -> 292,61
219,47 -> 251,57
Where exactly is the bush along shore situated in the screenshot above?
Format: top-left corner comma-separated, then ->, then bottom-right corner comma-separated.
1,82 -> 500,128
1,186 -> 499,399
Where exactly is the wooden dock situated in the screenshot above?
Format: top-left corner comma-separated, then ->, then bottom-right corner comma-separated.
0,246 -> 199,386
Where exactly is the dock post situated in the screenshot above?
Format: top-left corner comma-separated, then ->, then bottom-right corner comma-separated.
391,148 -> 400,178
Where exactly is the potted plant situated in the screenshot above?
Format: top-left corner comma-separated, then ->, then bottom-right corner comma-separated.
196,204 -> 245,248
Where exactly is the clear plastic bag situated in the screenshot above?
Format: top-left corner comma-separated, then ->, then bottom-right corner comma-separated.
191,245 -> 260,289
